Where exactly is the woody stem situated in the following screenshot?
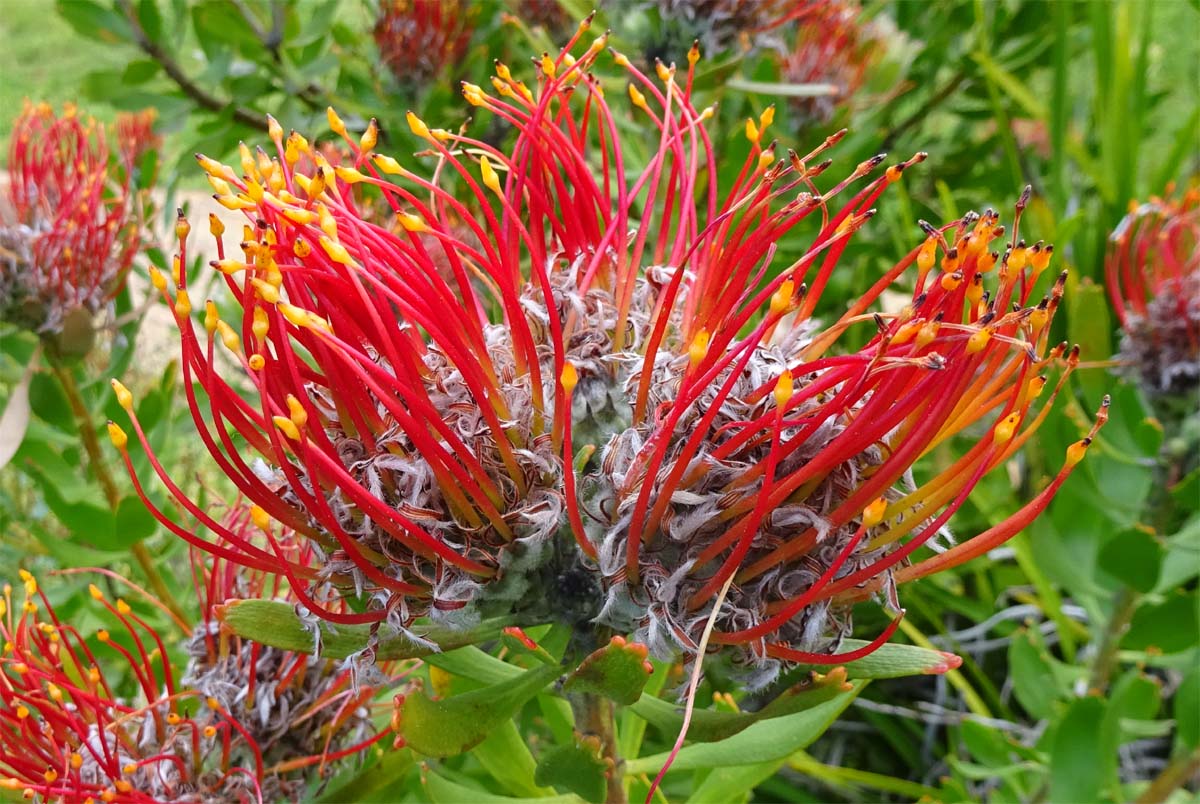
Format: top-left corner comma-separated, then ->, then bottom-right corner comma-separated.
48,357 -> 188,622
580,692 -> 627,804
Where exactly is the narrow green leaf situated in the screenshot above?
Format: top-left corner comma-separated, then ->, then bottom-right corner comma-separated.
473,719 -> 553,798
1175,670 -> 1199,749
630,669 -> 853,743
425,645 -> 524,685
535,738 -> 609,803
686,760 -> 785,804
316,748 -> 416,803
217,599 -> 507,659
1066,278 -> 1113,411
54,0 -> 133,43
1009,629 -> 1061,719
397,663 -> 559,757
785,638 -> 961,679
623,682 -> 863,775
1049,697 -> 1112,804
423,766 -> 585,804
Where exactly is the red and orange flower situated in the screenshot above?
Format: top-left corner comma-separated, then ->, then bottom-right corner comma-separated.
0,508 -> 393,801
0,571 -> 263,802
110,22 -> 1104,680
0,103 -> 142,346
1105,185 -> 1200,396
373,0 -> 475,87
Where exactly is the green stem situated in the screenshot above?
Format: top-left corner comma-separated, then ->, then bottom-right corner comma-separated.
580,692 -> 627,804
1086,587 -> 1138,693
1135,748 -> 1200,804
48,358 -> 187,622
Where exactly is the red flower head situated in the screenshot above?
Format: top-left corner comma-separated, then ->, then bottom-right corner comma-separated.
114,109 -> 162,167
646,0 -> 825,62
1105,186 -> 1200,396
110,21 -> 1105,680
182,505 -> 395,791
0,102 -> 139,346
0,571 -> 263,802
373,0 -> 475,87
782,1 -> 881,124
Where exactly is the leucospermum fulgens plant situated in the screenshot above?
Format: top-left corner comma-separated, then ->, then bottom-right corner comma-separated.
373,0 -> 476,88
1105,185 -> 1200,397
0,570 -> 267,802
0,102 -> 142,356
105,16 -> 1107,789
0,510 -> 394,802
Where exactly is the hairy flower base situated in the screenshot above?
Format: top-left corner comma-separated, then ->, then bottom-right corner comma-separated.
1106,189 -> 1200,396
0,514 -> 393,802
0,573 -> 262,803
373,0 -> 474,87
0,102 -> 140,343
111,19 -> 1103,677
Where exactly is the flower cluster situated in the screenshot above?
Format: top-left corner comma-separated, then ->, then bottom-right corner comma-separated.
650,0 -> 819,55
0,102 -> 141,347
114,108 -> 162,169
1105,186 -> 1200,396
0,571 -> 262,802
373,0 -> 475,87
110,22 -> 1103,680
182,505 -> 393,792
782,1 -> 881,124
0,509 -> 392,801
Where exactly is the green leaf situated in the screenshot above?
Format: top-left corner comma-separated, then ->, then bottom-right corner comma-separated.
1066,278 -> 1112,411
423,766 -> 585,804
472,720 -> 552,799
217,599 -> 507,659
113,495 -> 157,547
630,667 -> 854,743
55,0 -> 132,43
1108,671 -> 1162,741
122,59 -> 161,84
1009,629 -> 1061,719
396,663 -> 559,757
563,637 -> 653,705
1098,529 -> 1163,593
959,720 -> 1018,768
1049,697 -> 1113,804
28,372 -> 75,433
1175,670 -> 1199,749
135,0 -> 163,42
623,681 -> 863,775
687,760 -> 786,804
316,748 -> 416,803
784,638 -> 962,679
1122,591 -> 1200,654
534,738 -> 609,803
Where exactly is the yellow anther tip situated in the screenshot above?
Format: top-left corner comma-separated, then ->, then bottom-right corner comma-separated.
863,498 -> 889,528
560,362 -> 579,393
107,421 -> 128,450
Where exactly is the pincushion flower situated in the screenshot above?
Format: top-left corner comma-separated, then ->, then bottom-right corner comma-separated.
0,534 -> 392,803
0,102 -> 139,346
182,505 -> 395,792
782,1 -> 880,124
0,571 -> 264,802
1105,186 -> 1200,396
110,21 -> 1104,679
373,0 -> 475,87
650,0 -> 821,55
